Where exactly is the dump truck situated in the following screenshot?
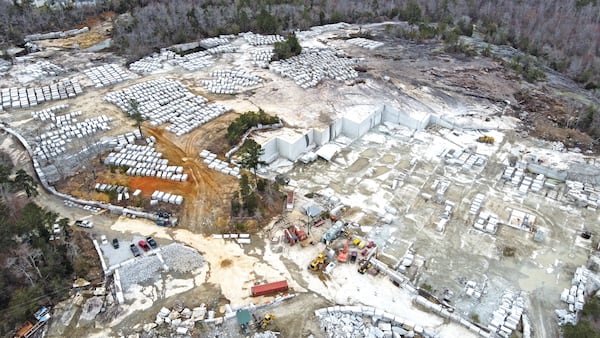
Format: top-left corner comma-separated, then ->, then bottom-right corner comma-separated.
477,135 -> 495,144
309,252 -> 326,271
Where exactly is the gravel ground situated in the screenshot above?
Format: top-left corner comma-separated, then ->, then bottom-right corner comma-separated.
118,255 -> 162,290
161,243 -> 205,273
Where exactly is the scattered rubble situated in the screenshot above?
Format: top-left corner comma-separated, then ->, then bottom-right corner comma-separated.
316,306 -> 434,338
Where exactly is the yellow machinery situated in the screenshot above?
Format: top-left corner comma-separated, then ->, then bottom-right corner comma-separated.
260,313 -> 275,329
309,253 -> 326,271
477,135 -> 495,144
353,238 -> 361,246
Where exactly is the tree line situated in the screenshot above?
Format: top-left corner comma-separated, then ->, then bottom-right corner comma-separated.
0,0 -> 598,87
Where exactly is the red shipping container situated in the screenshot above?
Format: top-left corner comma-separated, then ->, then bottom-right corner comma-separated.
251,280 -> 289,297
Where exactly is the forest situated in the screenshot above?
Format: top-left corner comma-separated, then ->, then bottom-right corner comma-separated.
0,152 -> 82,335
0,0 -> 598,89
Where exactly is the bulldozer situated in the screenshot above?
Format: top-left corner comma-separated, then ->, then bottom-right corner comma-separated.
259,313 -> 275,329
476,135 -> 495,144
309,252 -> 326,271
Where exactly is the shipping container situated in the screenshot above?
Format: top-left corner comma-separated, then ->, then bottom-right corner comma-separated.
251,280 -> 288,297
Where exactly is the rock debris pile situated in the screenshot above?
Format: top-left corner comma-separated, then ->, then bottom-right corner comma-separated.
270,48 -> 359,88
104,143 -> 188,182
105,78 -> 228,136
160,243 -> 204,273
199,150 -> 241,178
243,32 -> 285,45
1,78 -> 82,109
118,254 -> 163,290
316,306 -> 434,338
83,63 -> 131,88
347,37 -> 384,50
201,69 -> 262,94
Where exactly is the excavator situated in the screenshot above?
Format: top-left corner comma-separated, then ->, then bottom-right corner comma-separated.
337,238 -> 350,263
259,313 -> 275,329
309,252 -> 326,271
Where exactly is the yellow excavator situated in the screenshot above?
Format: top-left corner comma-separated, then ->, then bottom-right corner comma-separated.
477,135 -> 495,144
260,313 -> 275,329
309,253 -> 326,271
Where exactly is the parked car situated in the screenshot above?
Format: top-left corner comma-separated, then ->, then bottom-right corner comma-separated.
146,237 -> 158,249
52,223 -> 61,234
138,240 -> 150,252
112,238 -> 119,249
100,235 -> 108,245
130,243 -> 141,257
367,241 -> 375,248
350,251 -> 358,263
75,220 -> 93,228
361,248 -> 369,256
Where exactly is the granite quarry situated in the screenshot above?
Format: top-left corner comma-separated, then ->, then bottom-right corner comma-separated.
1,19 -> 600,338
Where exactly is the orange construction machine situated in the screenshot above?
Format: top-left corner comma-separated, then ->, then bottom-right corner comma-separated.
337,239 -> 350,263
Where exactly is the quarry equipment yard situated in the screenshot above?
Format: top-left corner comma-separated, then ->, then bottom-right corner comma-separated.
1,20 -> 600,338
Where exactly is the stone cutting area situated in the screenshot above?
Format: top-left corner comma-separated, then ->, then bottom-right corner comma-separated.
242,32 -> 284,45
32,109 -> 112,162
104,78 -> 229,136
347,37 -> 385,50
1,78 -> 82,109
104,143 -> 188,182
201,69 -> 262,94
83,63 -> 132,88
269,48 -> 359,88
315,306 -> 434,338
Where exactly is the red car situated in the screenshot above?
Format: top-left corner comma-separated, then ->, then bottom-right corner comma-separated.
367,241 -> 375,248
138,240 -> 150,252
361,249 -> 369,256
